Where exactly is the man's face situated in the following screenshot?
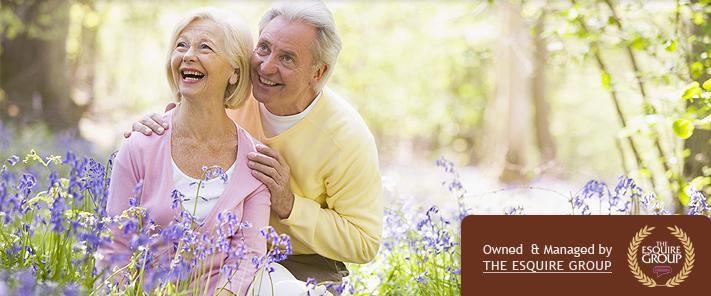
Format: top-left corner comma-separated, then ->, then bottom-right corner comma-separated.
250,16 -> 326,116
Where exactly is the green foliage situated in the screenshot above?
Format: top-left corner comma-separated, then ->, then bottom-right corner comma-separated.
347,206 -> 460,296
703,78 -> 711,91
543,0 -> 711,208
673,118 -> 694,139
332,2 -> 492,162
682,82 -> 702,101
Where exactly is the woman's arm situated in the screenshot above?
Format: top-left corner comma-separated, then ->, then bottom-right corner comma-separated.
216,185 -> 271,296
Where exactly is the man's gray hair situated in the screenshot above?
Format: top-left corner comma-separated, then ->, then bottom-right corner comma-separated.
259,1 -> 342,92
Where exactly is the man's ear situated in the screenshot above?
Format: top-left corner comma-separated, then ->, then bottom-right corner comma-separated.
311,63 -> 328,85
229,70 -> 239,85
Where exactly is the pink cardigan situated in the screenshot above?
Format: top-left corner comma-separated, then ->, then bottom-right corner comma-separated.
99,110 -> 270,295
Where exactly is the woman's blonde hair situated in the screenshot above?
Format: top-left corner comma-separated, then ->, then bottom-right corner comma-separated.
166,7 -> 253,109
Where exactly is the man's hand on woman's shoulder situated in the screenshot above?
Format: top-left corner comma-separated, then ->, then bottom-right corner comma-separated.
123,103 -> 176,138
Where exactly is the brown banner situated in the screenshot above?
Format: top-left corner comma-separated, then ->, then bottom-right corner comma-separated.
461,215 -> 711,295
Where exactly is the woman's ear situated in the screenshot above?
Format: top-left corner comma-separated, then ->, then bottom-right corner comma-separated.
229,70 -> 239,85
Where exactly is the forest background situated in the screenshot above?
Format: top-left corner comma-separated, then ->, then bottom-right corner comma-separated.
1,0 -> 710,294
3,0 -> 708,213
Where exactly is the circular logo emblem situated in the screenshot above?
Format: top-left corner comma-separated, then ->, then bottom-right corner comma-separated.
627,225 -> 695,287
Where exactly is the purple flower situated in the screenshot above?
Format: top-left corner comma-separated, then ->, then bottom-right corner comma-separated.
129,233 -> 151,251
203,166 -> 228,183
50,195 -> 67,232
161,223 -> 185,241
305,277 -> 317,288
121,219 -> 138,235
62,283 -> 81,296
131,180 -> 144,201
6,155 -> 19,166
15,269 -> 35,295
504,205 -> 525,215
18,173 -> 37,197
687,187 -> 710,216
436,156 -> 470,220
0,280 -> 7,296
170,189 -> 185,209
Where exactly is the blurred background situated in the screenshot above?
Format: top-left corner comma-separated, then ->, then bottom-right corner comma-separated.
1,0 -> 709,214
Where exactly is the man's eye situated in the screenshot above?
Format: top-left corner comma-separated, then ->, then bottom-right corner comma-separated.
257,44 -> 268,53
281,56 -> 293,63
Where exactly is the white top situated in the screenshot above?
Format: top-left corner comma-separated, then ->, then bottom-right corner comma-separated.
172,158 -> 237,219
259,92 -> 322,137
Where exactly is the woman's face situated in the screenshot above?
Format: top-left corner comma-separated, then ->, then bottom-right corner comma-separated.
171,19 -> 234,101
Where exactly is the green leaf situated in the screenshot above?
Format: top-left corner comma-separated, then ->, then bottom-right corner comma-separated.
664,40 -> 677,52
690,176 -> 711,189
630,35 -> 647,50
690,61 -> 704,79
681,148 -> 691,158
682,81 -> 702,101
601,72 -> 612,90
678,188 -> 690,206
703,78 -> 711,91
692,12 -> 705,25
673,119 -> 695,139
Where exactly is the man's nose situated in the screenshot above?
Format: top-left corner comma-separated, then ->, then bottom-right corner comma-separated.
260,54 -> 278,74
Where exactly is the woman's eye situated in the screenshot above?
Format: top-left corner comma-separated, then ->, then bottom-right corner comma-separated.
281,56 -> 293,63
176,41 -> 187,48
201,44 -> 212,50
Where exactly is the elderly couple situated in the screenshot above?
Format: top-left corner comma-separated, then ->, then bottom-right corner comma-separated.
100,2 -> 382,295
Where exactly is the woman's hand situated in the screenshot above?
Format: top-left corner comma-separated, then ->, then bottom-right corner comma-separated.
123,103 -> 176,138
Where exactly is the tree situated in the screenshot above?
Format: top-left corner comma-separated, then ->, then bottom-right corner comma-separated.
682,0 -> 711,187
0,0 -> 96,132
485,1 -> 532,183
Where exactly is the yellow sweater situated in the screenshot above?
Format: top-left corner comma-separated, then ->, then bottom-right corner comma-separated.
227,88 -> 383,263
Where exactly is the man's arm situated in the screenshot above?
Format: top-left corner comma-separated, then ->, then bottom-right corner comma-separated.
123,103 -> 175,138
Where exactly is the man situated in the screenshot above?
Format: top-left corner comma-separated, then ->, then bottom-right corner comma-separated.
128,1 -> 383,287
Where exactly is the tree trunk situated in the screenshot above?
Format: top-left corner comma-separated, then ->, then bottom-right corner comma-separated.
493,1 -> 532,183
0,0 -> 83,131
531,9 -> 556,165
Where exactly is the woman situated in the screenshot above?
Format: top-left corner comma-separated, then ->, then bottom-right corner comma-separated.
99,8 -> 269,296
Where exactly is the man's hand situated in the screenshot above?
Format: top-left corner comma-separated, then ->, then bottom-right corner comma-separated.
123,103 -> 176,138
248,144 -> 294,219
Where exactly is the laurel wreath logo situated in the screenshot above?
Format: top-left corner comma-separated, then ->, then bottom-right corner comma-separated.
627,225 -> 695,288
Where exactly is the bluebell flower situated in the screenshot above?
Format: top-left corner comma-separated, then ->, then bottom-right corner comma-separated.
504,205 -> 525,215
121,219 -> 138,235
6,155 -> 19,166
131,180 -> 144,201
62,283 -> 81,296
170,189 -> 185,209
129,233 -> 151,251
50,195 -> 67,232
15,269 -> 35,295
0,280 -> 7,296
687,187 -> 710,216
18,173 -> 37,197
305,277 -> 317,288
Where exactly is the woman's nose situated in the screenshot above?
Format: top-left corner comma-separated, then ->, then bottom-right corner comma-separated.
183,47 -> 197,63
